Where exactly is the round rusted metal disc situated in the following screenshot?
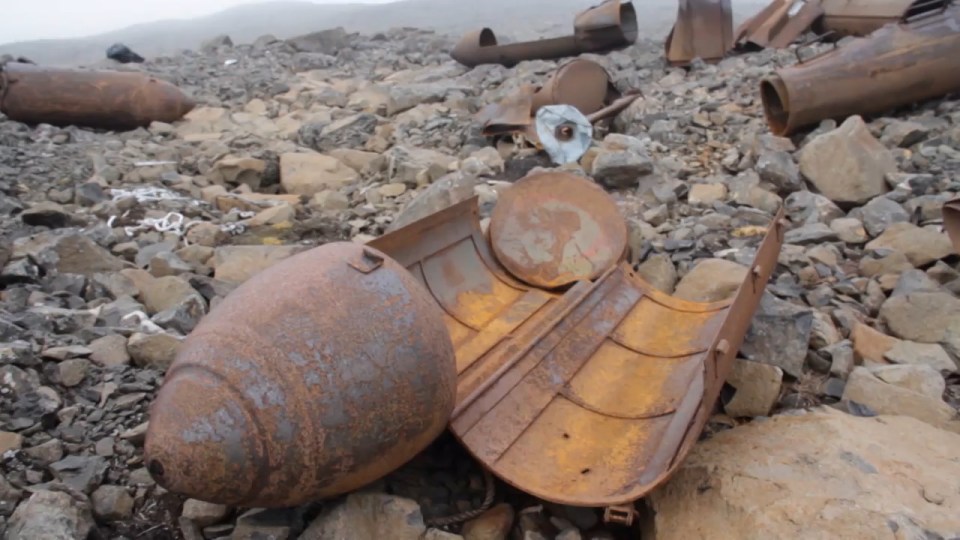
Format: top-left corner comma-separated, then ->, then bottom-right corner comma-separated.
489,171 -> 627,289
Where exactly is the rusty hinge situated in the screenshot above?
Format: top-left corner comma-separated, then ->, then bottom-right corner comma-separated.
603,504 -> 638,526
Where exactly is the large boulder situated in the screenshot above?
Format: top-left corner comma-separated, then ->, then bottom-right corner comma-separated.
644,407 -> 960,539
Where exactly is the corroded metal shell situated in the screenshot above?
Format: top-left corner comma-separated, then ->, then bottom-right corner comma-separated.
488,172 -> 628,289
945,197 -> 960,254
143,242 -> 457,508
0,62 -> 195,131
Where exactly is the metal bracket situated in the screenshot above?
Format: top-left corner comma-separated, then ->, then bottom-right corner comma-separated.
603,504 -> 638,526
347,247 -> 384,274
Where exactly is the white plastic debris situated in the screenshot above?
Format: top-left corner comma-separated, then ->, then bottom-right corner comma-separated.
534,104 -> 593,165
109,186 -> 192,204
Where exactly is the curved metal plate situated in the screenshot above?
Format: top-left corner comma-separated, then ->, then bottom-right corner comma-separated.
369,194 -> 786,507
488,172 -> 627,289
944,197 -> 960,254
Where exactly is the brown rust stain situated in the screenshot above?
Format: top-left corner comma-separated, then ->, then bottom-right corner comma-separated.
370,176 -> 786,507
143,242 -> 457,508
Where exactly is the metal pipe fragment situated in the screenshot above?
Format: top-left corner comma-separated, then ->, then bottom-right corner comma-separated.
813,0 -> 950,36
759,5 -> 960,136
944,197 -> 960,254
451,0 -> 637,67
665,0 -> 735,65
0,62 -> 195,131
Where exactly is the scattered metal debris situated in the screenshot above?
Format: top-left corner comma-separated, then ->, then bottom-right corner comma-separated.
450,0 -> 637,67
944,197 -> 960,254
143,242 -> 458,508
368,172 -> 786,509
733,0 -> 824,50
476,59 -> 640,163
0,62 -> 195,131
665,0 -> 735,65
812,0 -> 950,37
759,3 -> 960,136
533,105 -> 593,164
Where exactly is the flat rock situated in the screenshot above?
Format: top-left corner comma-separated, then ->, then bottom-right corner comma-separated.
740,293 -> 814,378
213,245 -> 304,285
280,152 -> 359,196
798,115 -> 895,205
299,492 -> 426,540
723,359 -> 783,418
5,490 -> 95,540
865,222 -> 953,267
644,407 -> 960,539
673,258 -> 748,303
843,366 -> 959,433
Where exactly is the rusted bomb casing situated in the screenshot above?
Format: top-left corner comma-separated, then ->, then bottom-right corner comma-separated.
143,242 -> 457,508
450,0 -> 636,68
759,5 -> 960,136
944,197 -> 960,254
812,0 -> 948,37
0,62 -> 195,131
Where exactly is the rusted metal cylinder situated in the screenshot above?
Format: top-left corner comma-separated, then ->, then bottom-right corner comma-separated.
759,5 -> 960,136
944,197 -> 960,254
665,0 -> 734,65
143,242 -> 457,508
812,0 -> 948,37
0,62 -> 195,131
450,0 -> 636,67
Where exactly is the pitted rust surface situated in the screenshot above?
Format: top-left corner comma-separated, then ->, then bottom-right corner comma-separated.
760,4 -> 960,136
665,0 -> 735,65
370,188 -> 786,506
0,62 -> 195,131
450,0 -> 637,68
814,0 -> 948,36
488,172 -> 627,289
945,197 -> 960,254
143,242 -> 457,508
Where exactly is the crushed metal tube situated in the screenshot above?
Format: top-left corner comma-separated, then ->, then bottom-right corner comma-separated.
450,0 -> 637,68
733,0 -> 825,50
368,171 -> 786,508
143,242 -> 457,508
0,62 -> 195,131
759,3 -> 960,136
665,0 -> 735,65
945,197 -> 960,254
812,0 -> 951,37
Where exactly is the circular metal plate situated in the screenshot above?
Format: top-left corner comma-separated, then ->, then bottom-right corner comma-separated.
489,171 -> 628,289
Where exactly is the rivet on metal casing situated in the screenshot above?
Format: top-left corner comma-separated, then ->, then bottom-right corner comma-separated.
347,247 -> 385,274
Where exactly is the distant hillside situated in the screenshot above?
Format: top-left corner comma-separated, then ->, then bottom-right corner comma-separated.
0,0 -> 768,66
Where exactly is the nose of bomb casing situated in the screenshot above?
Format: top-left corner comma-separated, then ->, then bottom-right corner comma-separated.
144,363 -> 262,506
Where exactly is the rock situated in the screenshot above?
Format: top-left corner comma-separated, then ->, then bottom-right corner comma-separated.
461,504 -> 515,540
58,358 -> 89,387
843,366 -> 959,433
852,323 -> 900,365
299,493 -> 427,540
879,292 -> 960,354
209,156 -> 267,189
591,150 -> 655,189
644,407 -> 960,539
881,119 -> 929,147
883,341 -> 957,372
755,150 -> 801,193
636,253 -> 677,294
232,508 -> 294,540
280,152 -> 359,196
741,293 -> 813,378
829,218 -> 868,244
854,197 -> 909,237
385,146 -> 456,186
723,359 -> 783,418
389,172 -> 482,232
688,183 -> 727,206
5,490 -> 95,540
90,485 -> 134,521
0,432 -> 23,453
213,245 -> 304,285
127,332 -> 182,371
88,334 -> 131,367
182,499 -> 229,527
865,222 -> 953,267
14,232 -> 128,276
798,115 -> 896,205
673,258 -> 748,303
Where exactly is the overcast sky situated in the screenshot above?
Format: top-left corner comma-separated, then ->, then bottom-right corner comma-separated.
1,0 -> 398,43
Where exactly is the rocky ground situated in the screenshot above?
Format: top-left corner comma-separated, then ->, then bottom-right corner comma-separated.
1,25 -> 959,540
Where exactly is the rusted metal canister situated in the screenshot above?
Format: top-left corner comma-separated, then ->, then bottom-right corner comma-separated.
812,0 -> 942,37
143,242 -> 457,508
0,62 -> 195,131
760,5 -> 960,136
